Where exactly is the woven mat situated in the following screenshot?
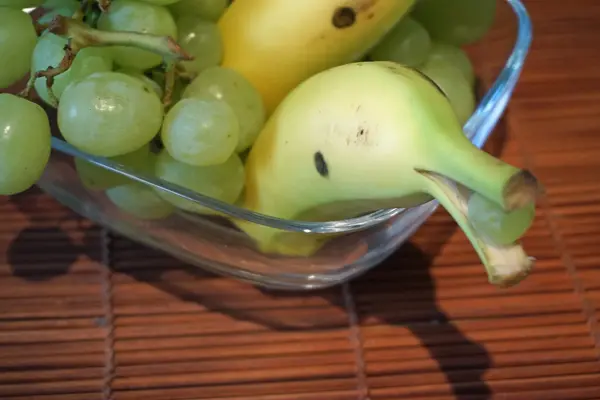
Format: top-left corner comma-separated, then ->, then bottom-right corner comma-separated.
3,1 -> 600,399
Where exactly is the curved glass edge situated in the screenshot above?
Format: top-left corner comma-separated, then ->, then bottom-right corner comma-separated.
45,0 -> 532,236
51,138 -> 406,235
465,0 -> 533,145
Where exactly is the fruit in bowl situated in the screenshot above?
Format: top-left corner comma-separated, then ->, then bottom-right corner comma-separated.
0,0 -> 539,288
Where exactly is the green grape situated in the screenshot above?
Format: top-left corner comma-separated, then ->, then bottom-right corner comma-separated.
177,16 -> 222,76
75,145 -> 152,190
32,33 -> 113,106
103,149 -> 174,219
427,42 -> 475,88
107,182 -> 175,219
168,0 -> 227,22
58,72 -> 164,157
154,150 -> 244,215
42,0 -> 77,8
468,192 -> 535,246
0,8 -> 37,89
0,94 -> 51,196
183,66 -> 265,153
0,0 -> 43,8
369,16 -> 431,67
116,67 -> 164,98
234,188 -> 245,208
162,97 -> 239,166
97,0 -> 177,70
418,56 -> 476,126
412,0 -> 497,46
38,4 -> 79,25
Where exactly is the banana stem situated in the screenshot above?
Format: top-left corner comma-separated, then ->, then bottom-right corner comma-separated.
420,171 -> 534,287
421,130 -> 543,212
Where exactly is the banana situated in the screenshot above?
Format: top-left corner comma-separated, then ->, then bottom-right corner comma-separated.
218,0 -> 416,116
235,61 -> 543,287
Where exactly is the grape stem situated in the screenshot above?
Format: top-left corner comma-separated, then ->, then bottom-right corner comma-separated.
71,0 -> 88,21
34,21 -> 49,36
19,15 -> 194,104
96,0 -> 111,12
19,44 -> 76,106
49,15 -> 193,63
163,62 -> 176,108
175,64 -> 196,82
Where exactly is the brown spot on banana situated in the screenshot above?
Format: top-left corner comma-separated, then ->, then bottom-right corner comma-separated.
314,151 -> 329,177
353,0 -> 378,13
332,0 -> 379,29
332,7 -> 357,28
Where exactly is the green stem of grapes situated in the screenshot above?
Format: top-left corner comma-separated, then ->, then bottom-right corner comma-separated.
72,0 -> 90,22
34,21 -> 49,36
19,44 -> 76,105
20,15 -> 193,104
95,0 -> 111,12
87,7 -> 102,29
49,16 -> 193,63
163,62 -> 176,108
175,64 -> 196,82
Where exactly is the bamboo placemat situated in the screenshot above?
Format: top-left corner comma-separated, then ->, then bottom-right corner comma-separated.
2,0 -> 600,399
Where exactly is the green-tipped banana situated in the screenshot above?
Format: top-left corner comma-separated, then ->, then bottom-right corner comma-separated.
236,61 -> 543,287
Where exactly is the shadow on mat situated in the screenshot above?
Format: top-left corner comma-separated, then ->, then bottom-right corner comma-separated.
116,217 -> 491,400
6,188 -> 102,281
259,234 -> 493,400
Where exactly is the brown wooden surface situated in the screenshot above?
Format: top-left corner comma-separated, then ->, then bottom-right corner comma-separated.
3,0 -> 600,399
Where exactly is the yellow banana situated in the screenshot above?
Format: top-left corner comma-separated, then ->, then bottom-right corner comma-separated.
235,61 -> 543,287
218,0 -> 416,115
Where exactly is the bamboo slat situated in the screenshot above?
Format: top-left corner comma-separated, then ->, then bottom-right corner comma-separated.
0,190 -> 108,398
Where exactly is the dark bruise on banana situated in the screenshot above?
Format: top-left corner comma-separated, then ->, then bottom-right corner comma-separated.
314,151 -> 330,178
332,0 -> 381,29
332,7 -> 357,28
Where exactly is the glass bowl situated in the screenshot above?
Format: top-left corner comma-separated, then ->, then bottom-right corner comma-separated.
27,0 -> 532,290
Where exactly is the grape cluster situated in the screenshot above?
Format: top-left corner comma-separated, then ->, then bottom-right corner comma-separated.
0,0 -> 252,220
0,0 -> 495,223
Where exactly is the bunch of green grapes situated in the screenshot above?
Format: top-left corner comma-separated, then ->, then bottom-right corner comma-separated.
369,0 -> 496,126
0,0 -> 259,222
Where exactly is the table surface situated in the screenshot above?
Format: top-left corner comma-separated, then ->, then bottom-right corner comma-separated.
3,1 -> 600,399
